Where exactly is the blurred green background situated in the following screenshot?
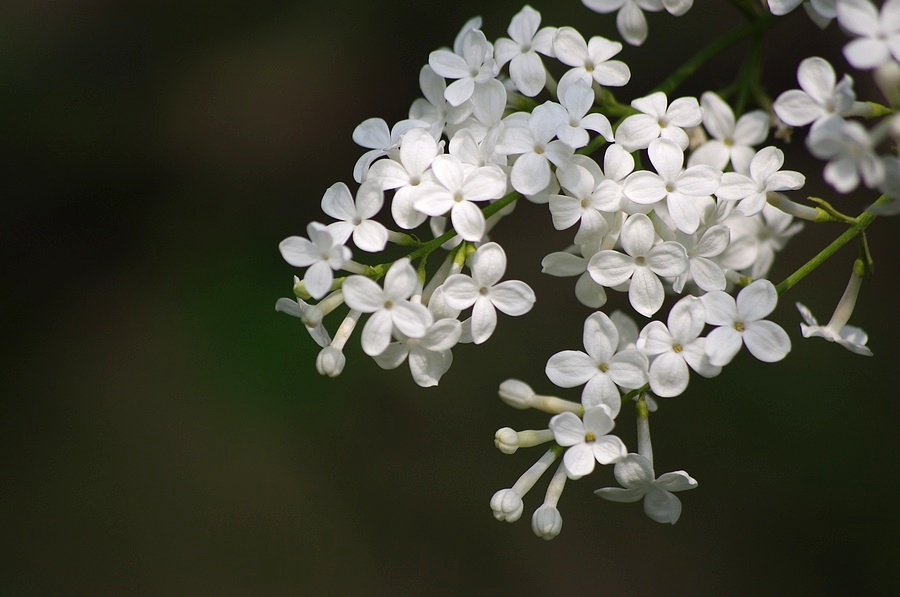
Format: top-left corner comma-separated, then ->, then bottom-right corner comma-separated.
3,1 -> 899,594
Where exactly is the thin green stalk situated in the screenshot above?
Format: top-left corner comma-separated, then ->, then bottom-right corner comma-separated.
775,195 -> 888,295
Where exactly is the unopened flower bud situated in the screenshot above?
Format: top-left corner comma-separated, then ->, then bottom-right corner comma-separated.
490,489 -> 524,522
494,427 -> 520,454
531,505 -> 563,540
498,379 -> 534,409
316,346 -> 346,377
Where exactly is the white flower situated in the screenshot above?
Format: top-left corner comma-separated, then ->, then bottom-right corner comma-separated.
555,79 -> 614,149
595,453 -> 697,524
716,146 -> 805,216
497,103 -> 575,196
588,212 -> 689,316
615,92 -> 702,151
701,279 -> 791,366
638,295 -> 721,397
413,154 -> 507,241
409,65 -> 472,137
279,223 -> 351,300
428,29 -> 499,107
688,92 -> 769,174
373,317 -> 463,387
623,138 -> 721,234
368,127 -> 439,230
494,5 -> 556,97
545,311 -> 648,415
549,408 -> 628,479
807,115 -> 884,193
341,258 -> 433,356
796,267 -> 872,356
773,57 -> 856,128
837,0 -> 900,70
321,181 -> 388,252
581,0 -> 664,46
440,242 -> 536,344
552,27 -> 631,89
549,164 -> 615,243
351,117 -> 428,183
768,0 -> 837,27
672,224 -> 730,293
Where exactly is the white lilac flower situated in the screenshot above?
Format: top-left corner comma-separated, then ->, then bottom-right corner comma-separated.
555,78 -> 614,149
413,154 -> 507,241
671,224 -> 730,293
701,279 -> 791,367
836,0 -> 900,70
581,0 -> 664,46
497,103 -> 575,195
688,92 -> 769,174
552,27 -> 631,90
614,91 -> 702,151
447,125 -> 507,170
549,408 -> 627,479
373,317 -> 463,387
716,147 -> 805,216
773,57 -> 856,128
595,453 -> 697,524
549,164 -> 617,243
545,311 -> 648,415
321,181 -> 388,252
588,212 -> 689,316
494,5 -> 557,97
341,258 -> 433,356
541,245 -> 608,308
279,223 -> 351,300
623,138 -> 721,234
440,242 -> 536,344
592,143 -> 638,214
796,267 -> 872,356
428,29 -> 499,107
638,295 -> 721,397
368,127 -> 439,230
351,117 -> 428,183
807,115 -> 884,193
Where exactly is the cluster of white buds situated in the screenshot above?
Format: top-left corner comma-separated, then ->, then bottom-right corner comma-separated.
277,1 -> 896,539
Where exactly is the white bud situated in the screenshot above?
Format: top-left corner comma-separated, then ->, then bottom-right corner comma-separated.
494,427 -> 520,454
531,505 -> 563,540
490,489 -> 524,522
316,346 -> 345,377
498,379 -> 534,409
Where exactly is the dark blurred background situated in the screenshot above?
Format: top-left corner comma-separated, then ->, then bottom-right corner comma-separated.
3,1 -> 899,594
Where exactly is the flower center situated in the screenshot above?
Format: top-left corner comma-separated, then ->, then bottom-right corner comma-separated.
454,192 -> 464,203
384,300 -> 394,310
634,256 -> 646,266
672,343 -> 683,353
734,322 -> 745,332
598,363 -> 609,373
479,286 -> 489,295
584,431 -> 596,443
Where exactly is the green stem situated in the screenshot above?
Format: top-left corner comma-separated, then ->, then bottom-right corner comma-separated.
775,195 -> 888,295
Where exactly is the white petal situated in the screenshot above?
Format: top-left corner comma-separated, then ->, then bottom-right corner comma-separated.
361,309 -> 394,356
391,301 -> 433,339
743,320 -> 791,362
490,281 -> 536,316
704,325 -> 743,366
546,350 -> 599,387
563,444 -> 596,479
549,411 -> 587,446
614,453 -> 655,488
352,220 -> 388,252
470,296 -> 498,344
588,250 -> 635,286
643,487 -> 682,524
649,351 -> 689,397
628,266 -> 665,316
450,200 -> 486,242
736,279 -> 778,321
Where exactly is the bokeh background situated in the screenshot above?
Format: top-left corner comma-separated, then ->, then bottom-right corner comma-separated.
4,1 -> 899,594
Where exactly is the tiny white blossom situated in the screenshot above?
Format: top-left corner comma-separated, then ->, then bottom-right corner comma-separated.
581,0 -> 664,46
836,0 -> 900,70
497,103 -> 575,196
807,115 -> 884,193
429,29 -> 499,107
549,407 -> 628,479
701,279 -> 791,366
773,57 -> 856,128
796,267 -> 872,356
552,27 -> 631,89
545,311 -> 648,415
494,5 -> 557,97
716,146 -> 805,216
341,258 -> 433,356
440,242 -> 536,344
279,223 -> 351,300
588,212 -> 689,316
689,92 -> 769,174
321,181 -> 388,252
351,117 -> 428,183
595,453 -> 697,524
555,78 -> 614,149
615,92 -> 702,151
